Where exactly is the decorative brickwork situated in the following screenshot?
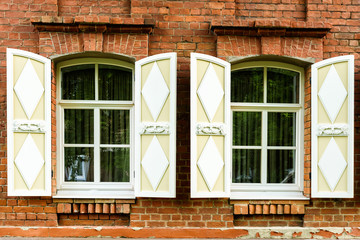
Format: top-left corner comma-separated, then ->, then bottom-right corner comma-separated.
232,200 -> 309,215
0,0 -> 359,236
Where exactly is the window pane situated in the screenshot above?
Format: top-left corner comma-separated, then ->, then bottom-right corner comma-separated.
231,68 -> 263,103
232,149 -> 261,183
62,64 -> 95,100
100,148 -> 130,182
267,150 -> 295,183
99,64 -> 132,101
65,109 -> 94,144
267,68 -> 299,103
64,147 -> 94,182
268,112 -> 296,146
233,112 -> 261,146
100,110 -> 130,144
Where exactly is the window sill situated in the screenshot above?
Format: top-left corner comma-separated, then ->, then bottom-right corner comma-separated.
54,190 -> 135,199
230,191 -> 309,200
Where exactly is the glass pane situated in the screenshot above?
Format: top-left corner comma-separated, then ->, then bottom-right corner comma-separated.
232,149 -> 261,183
100,110 -> 130,144
64,109 -> 94,144
62,64 -> 95,100
99,64 -> 132,101
101,148 -> 130,182
267,150 -> 295,183
268,112 -> 296,146
64,147 -> 94,182
231,68 -> 263,103
233,112 -> 261,146
267,68 -> 299,103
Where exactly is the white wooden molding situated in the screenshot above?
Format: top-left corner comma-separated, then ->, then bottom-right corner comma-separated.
196,123 -> 226,135
13,120 -> 47,133
140,122 -> 170,135
317,124 -> 349,136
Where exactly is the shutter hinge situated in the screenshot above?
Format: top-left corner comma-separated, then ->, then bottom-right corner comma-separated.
51,170 -> 53,178
133,171 -> 135,179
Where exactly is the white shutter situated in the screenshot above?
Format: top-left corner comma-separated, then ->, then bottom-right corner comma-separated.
134,53 -> 177,198
311,55 -> 354,198
7,48 -> 51,196
190,53 -> 231,198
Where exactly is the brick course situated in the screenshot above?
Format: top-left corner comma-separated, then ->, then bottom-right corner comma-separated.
0,0 -> 359,234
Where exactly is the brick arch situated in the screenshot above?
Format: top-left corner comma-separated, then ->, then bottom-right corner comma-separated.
217,36 -> 323,62
39,32 -> 149,61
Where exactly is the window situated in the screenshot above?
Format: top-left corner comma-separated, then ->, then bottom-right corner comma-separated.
230,62 -> 304,199
56,58 -> 135,198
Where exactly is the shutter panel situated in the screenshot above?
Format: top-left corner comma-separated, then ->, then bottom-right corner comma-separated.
134,53 -> 177,198
7,48 -> 51,196
311,55 -> 354,198
190,53 -> 231,198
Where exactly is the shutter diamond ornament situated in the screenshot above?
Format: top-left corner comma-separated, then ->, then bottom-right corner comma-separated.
318,65 -> 347,123
14,59 -> 44,119
318,138 -> 347,191
197,137 -> 224,191
141,62 -> 170,121
141,136 -> 169,191
14,135 -> 45,189
197,63 -> 224,122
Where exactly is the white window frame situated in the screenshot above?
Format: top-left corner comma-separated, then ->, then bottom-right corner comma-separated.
55,58 -> 135,199
230,61 -> 307,200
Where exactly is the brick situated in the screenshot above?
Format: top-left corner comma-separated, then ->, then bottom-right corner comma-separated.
73,204 -> 79,214
87,204 -> 94,214
95,204 -> 102,214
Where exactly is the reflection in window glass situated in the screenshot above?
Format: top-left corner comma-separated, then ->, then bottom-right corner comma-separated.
267,150 -> 295,183
231,68 -> 263,103
268,112 -> 296,147
232,149 -> 261,183
267,68 -> 299,104
62,65 -> 95,100
233,112 -> 261,146
100,110 -> 129,145
65,147 -> 94,182
100,148 -> 130,182
64,109 -> 94,144
99,65 -> 132,101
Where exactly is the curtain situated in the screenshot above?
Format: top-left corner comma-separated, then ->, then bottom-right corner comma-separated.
98,64 -> 132,101
100,110 -> 130,182
62,64 -> 95,100
64,109 -> 94,182
232,112 -> 261,183
231,68 -> 263,103
267,68 -> 299,104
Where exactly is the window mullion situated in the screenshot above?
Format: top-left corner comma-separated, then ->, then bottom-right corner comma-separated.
261,110 -> 267,185
94,108 -> 100,183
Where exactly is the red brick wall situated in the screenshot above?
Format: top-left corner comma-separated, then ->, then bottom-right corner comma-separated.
0,0 -> 359,230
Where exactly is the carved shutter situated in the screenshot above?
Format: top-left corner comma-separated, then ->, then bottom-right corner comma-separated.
190,53 -> 231,198
311,55 -> 354,198
7,48 -> 51,196
134,53 -> 177,198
